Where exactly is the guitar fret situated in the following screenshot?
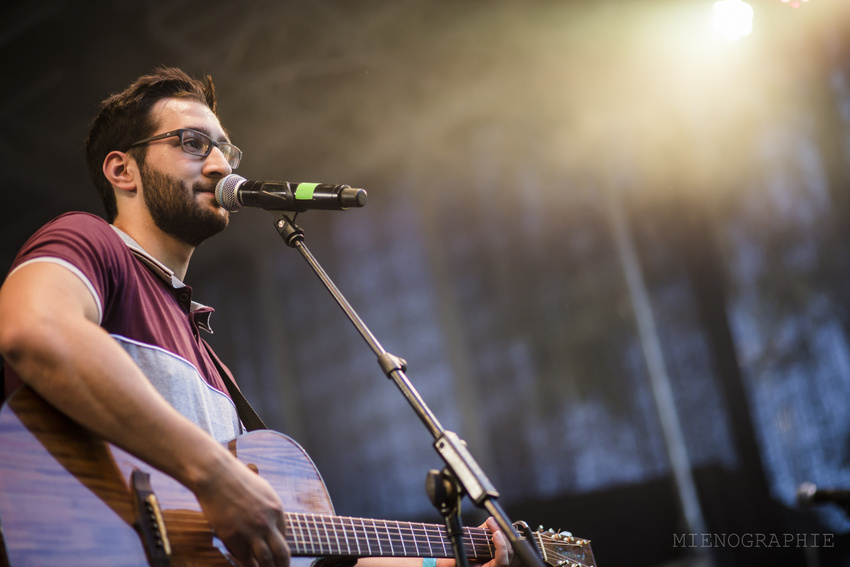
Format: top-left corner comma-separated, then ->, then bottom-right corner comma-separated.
476,527 -> 493,560
303,513 -> 315,554
373,518 -> 383,555
359,517 -> 372,555
307,514 -> 317,554
467,527 -> 488,559
397,522 -> 406,555
466,528 -> 477,560
330,515 -> 341,554
408,524 -> 422,557
423,523 -> 443,557
287,514 -> 298,551
412,522 -> 429,557
309,515 -> 320,554
291,514 -> 304,548
296,513 -> 314,555
389,519 -> 411,556
292,513 -> 302,552
318,516 -> 326,554
353,516 -> 363,555
422,524 -> 438,556
421,522 -> 434,557
380,519 -> 391,555
410,524 -> 419,555
405,523 -> 416,556
305,514 -> 318,554
371,518 -> 380,554
322,515 -> 333,554
338,517 -> 352,555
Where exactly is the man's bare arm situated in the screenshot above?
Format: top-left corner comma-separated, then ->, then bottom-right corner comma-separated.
0,262 -> 290,567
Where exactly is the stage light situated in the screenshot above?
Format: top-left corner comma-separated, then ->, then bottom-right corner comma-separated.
713,0 -> 754,41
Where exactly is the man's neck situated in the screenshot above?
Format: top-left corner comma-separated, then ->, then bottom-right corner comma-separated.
112,217 -> 194,281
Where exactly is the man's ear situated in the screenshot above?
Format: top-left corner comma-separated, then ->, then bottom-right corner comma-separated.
102,151 -> 139,193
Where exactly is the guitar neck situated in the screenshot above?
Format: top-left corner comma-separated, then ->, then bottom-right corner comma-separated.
286,512 -> 493,560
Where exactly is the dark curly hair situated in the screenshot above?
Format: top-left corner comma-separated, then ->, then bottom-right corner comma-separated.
84,67 -> 218,222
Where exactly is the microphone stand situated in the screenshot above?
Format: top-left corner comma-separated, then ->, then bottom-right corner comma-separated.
273,213 -> 545,567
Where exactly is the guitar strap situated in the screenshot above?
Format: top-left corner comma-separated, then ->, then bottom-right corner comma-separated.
201,340 -> 268,431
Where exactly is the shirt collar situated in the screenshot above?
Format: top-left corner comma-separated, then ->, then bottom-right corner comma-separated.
110,225 -> 214,332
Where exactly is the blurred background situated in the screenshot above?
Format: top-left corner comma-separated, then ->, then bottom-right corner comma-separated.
3,1 -> 850,565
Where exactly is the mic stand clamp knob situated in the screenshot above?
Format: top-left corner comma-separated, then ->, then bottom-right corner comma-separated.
426,468 -> 469,567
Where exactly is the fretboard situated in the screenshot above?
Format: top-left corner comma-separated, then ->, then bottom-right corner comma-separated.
285,512 -> 494,560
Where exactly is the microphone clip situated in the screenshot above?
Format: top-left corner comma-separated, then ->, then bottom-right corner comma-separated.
274,214 -> 305,248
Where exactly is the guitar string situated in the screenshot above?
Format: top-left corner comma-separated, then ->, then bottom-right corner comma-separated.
161,509 -> 588,564
284,514 -> 586,565
285,512 -> 494,558
159,511 -> 589,565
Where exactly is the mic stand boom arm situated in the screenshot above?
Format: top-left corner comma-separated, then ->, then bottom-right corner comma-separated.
273,214 -> 545,567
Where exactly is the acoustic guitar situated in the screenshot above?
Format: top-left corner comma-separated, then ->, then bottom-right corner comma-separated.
0,387 -> 595,567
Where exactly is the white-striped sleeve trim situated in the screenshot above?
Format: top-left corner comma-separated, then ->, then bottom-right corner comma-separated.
9,257 -> 104,325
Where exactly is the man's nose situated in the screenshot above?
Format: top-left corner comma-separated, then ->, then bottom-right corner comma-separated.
204,145 -> 233,177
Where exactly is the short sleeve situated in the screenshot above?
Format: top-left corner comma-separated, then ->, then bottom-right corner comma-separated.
8,212 -> 131,325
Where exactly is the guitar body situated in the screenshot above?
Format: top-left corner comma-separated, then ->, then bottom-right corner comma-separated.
0,386 -> 334,567
0,387 -> 596,567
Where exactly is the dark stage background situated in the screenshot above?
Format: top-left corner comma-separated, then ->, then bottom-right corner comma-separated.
3,1 -> 850,566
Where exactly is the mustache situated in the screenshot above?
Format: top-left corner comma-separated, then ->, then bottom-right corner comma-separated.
192,180 -> 218,194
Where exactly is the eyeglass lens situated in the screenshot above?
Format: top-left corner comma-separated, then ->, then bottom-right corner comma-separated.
180,130 -> 240,168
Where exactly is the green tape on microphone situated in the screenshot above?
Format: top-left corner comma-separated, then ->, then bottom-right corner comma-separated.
295,183 -> 319,200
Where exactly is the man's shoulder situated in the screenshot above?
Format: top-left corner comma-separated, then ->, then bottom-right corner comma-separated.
28,212 -> 120,248
44,211 -> 111,232
13,211 -> 127,272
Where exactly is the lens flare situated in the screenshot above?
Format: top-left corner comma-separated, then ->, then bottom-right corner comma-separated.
713,0 -> 753,41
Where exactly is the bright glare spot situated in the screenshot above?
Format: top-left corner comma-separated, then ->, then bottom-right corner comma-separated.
713,0 -> 753,41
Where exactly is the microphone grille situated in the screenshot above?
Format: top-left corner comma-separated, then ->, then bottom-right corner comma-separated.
215,174 -> 246,212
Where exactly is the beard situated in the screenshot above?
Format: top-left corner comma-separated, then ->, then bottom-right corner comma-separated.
139,164 -> 229,247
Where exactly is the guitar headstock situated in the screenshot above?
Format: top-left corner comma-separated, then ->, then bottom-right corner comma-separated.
533,527 -> 596,567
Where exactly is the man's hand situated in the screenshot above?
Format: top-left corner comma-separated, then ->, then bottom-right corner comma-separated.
472,517 -> 513,567
194,458 -> 291,567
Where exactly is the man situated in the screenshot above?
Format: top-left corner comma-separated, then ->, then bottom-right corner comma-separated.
0,68 -> 511,567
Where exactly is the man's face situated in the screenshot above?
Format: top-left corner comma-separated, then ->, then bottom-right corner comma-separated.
139,161 -> 228,247
137,98 -> 232,246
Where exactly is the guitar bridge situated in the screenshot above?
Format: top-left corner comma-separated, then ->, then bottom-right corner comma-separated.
131,469 -> 172,567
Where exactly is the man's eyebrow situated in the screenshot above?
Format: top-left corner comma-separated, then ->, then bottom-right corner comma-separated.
186,126 -> 230,143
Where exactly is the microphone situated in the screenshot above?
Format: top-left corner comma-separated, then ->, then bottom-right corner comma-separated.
797,482 -> 850,510
215,174 -> 367,213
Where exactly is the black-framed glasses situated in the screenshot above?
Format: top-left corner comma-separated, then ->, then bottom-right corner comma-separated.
125,129 -> 242,169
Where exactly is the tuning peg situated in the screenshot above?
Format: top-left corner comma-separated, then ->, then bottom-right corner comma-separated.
539,526 -> 576,541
